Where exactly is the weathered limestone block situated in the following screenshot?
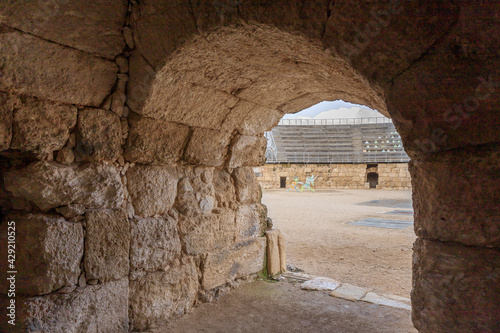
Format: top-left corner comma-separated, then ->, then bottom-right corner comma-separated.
265,229 -> 286,276
213,169 -> 237,208
4,278 -> 129,332
9,96 -> 77,156
126,51 -> 156,113
126,165 -> 178,217
131,0 -> 198,69
178,208 -> 236,255
412,238 -> 500,332
130,216 -> 182,280
0,0 -> 128,59
0,213 -> 83,296
221,100 -> 283,135
235,204 -> 261,240
129,259 -> 198,331
184,128 -> 231,166
0,92 -> 14,150
144,78 -> 237,129
229,135 -> 267,168
232,167 -> 262,204
202,237 -> 266,290
75,108 -> 122,162
3,161 -> 123,211
0,27 -> 118,106
84,209 -> 129,282
124,113 -> 190,165
410,146 -> 500,247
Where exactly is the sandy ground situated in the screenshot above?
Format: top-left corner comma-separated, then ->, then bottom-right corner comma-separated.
162,280 -> 416,333
262,189 -> 416,298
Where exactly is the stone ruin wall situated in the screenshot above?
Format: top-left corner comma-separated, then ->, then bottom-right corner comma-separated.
255,163 -> 411,190
0,1 -> 498,332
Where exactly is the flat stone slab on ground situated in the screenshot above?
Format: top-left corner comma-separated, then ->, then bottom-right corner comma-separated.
361,292 -> 411,310
300,277 -> 340,291
329,283 -> 367,301
356,199 -> 412,209
350,218 -> 413,229
383,209 -> 414,216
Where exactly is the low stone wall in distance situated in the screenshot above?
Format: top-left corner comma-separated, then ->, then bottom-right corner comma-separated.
255,163 -> 411,190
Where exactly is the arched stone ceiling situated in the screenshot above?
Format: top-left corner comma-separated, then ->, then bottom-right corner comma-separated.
141,25 -> 388,136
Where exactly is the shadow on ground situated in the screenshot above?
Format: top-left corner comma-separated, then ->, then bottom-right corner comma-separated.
159,280 -> 416,333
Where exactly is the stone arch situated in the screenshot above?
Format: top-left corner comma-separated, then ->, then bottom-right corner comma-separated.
0,1 -> 498,332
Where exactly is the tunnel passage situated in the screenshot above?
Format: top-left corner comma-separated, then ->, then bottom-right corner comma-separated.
0,1 -> 499,332
367,172 -> 379,189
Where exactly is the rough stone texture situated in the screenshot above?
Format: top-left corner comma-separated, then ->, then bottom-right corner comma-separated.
126,165 -> 178,217
232,167 -> 262,204
265,229 -> 286,276
202,237 -> 266,290
76,108 -> 122,162
229,135 -> 267,169
3,161 -> 123,211
55,147 -> 75,165
412,238 -> 500,332
55,204 -> 85,219
4,278 -> 129,332
126,51 -> 156,113
184,128 -> 232,166
0,26 -> 118,106
125,113 -> 190,165
0,213 -> 83,296
213,169 -> 237,208
178,208 -> 236,256
235,204 -> 261,241
129,259 -> 198,331
221,100 -> 284,135
330,283 -> 367,302
385,3 -> 500,154
0,92 -> 14,151
84,209 -> 130,282
8,95 -> 77,157
130,216 -> 182,280
0,0 -> 128,59
410,146 -> 500,247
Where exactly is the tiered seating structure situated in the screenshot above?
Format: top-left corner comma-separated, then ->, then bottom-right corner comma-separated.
265,121 -> 409,163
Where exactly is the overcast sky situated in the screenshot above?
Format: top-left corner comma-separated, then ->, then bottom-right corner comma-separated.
282,100 -> 386,119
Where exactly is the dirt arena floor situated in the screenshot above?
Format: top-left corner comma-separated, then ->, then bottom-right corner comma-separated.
262,189 -> 416,298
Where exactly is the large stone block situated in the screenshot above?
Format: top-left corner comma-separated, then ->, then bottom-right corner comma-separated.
411,146 -> 500,247
10,96 -> 77,156
235,204 -> 261,240
3,161 -> 124,211
229,135 -> 267,168
213,169 -> 237,208
130,216 -> 182,280
0,92 -> 14,151
0,27 -> 118,106
178,208 -> 236,255
184,128 -> 231,166
126,165 -> 178,217
265,229 -> 286,276
221,100 -> 283,135
0,213 -> 83,296
129,259 -> 198,331
412,238 -> 500,332
0,0 -> 127,59
76,108 -> 122,162
1,278 -> 129,332
202,237 -> 266,290
124,113 -> 190,165
232,167 -> 262,204
126,50 -> 156,113
84,209 -> 130,282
